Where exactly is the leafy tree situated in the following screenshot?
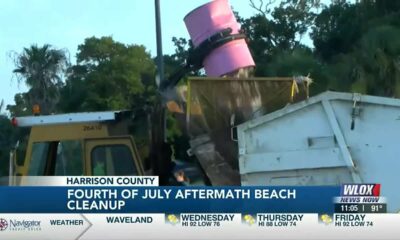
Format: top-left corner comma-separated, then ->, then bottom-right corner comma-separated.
264,46 -> 329,94
240,0 -> 320,76
0,115 -> 13,177
12,44 -> 69,114
60,37 -> 156,112
0,103 -> 17,177
312,1 -> 400,96
350,26 -> 400,97
312,1 -> 371,61
372,0 -> 400,16
162,36 -> 202,82
6,93 -> 31,117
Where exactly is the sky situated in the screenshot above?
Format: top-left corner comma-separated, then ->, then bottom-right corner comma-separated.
0,0 -> 269,111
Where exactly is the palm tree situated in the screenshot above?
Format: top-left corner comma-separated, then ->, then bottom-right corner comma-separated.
13,44 -> 69,114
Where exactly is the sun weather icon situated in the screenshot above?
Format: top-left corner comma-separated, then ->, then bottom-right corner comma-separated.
242,214 -> 256,225
166,214 -> 179,225
319,214 -> 333,225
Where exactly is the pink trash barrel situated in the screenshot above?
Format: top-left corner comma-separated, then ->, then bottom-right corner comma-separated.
184,0 -> 255,77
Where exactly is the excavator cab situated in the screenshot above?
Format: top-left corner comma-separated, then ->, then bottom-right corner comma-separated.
9,111 -> 144,184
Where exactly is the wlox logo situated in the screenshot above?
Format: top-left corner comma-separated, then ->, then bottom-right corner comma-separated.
341,184 -> 380,196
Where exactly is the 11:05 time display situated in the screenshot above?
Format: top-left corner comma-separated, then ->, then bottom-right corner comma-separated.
334,204 -> 387,213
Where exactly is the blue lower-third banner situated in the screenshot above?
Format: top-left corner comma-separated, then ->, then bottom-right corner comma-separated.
0,186 -> 340,213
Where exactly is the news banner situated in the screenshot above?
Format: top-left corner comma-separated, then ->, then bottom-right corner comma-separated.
0,177 -> 398,239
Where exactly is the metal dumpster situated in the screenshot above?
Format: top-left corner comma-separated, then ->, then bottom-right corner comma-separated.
237,91 -> 400,212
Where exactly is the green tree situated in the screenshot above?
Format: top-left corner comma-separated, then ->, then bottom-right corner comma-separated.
0,115 -> 13,177
239,0 -> 320,76
162,36 -> 202,83
312,1 -> 400,96
60,37 -> 156,112
6,93 -> 31,117
12,44 -> 69,114
311,1 -> 377,61
264,46 -> 329,94
350,26 -> 400,97
0,102 -> 15,177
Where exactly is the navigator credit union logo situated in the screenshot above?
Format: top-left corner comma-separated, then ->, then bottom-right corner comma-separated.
0,218 -> 8,231
0,218 -> 42,231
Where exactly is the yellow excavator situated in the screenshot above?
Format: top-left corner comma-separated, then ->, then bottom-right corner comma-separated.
10,111 -> 144,181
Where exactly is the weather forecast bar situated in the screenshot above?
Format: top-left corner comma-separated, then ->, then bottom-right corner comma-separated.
0,214 -> 399,240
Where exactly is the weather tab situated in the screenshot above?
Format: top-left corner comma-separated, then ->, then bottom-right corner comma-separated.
248,214 -> 306,227
165,213 -> 239,227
